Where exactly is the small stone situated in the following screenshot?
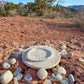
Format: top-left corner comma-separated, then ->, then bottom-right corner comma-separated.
0,70 -> 13,84
69,74 -> 75,83
51,73 -> 56,78
37,68 -> 48,80
24,75 -> 32,81
67,52 -> 74,58
10,52 -> 20,58
61,44 -> 66,50
79,57 -> 84,62
3,62 -> 11,69
18,48 -> 24,52
14,67 -> 21,76
14,77 -> 18,84
65,78 -> 69,82
60,50 -> 67,58
54,74 -> 63,81
61,79 -> 68,84
21,45 -> 25,48
43,79 -> 52,84
8,58 -> 16,65
58,67 -> 66,75
16,73 -> 23,80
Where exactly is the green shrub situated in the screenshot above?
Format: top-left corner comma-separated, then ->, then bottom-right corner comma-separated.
0,7 -> 7,16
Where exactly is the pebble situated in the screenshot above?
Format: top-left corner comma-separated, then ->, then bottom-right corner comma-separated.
10,52 -> 20,58
0,70 -> 13,84
51,73 -> 56,78
54,74 -> 63,81
16,73 -> 23,80
14,67 -> 21,76
60,50 -> 67,58
14,77 -> 18,84
37,68 -> 48,80
8,58 -> 16,65
3,62 -> 11,69
67,52 -> 74,58
61,44 -> 66,50
24,75 -> 32,81
69,74 -> 75,83
58,67 -> 66,75
65,78 -> 69,82
79,57 -> 84,62
44,79 -> 52,84
61,79 -> 68,84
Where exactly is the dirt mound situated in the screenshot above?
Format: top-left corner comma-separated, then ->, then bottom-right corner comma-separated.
0,16 -> 84,84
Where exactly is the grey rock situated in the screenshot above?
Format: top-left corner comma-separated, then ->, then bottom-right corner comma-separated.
24,75 -> 32,81
14,67 -> 21,76
61,79 -> 68,84
69,74 -> 75,83
16,73 -> 23,80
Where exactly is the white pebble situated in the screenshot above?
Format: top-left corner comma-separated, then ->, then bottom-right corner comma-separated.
8,58 -> 16,65
44,79 -> 52,84
58,67 -> 66,75
54,74 -> 63,81
14,77 -> 18,84
3,62 -> 10,69
37,68 -> 48,80
61,44 -> 66,50
51,73 -> 56,78
0,70 -> 13,84
79,57 -> 84,62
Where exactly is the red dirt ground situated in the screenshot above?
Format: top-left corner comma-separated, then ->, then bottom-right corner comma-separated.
0,16 -> 84,84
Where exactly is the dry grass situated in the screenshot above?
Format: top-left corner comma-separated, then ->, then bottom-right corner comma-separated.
74,11 -> 84,29
8,9 -> 18,16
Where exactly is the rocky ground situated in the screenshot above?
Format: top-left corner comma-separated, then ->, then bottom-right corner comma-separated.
0,16 -> 84,84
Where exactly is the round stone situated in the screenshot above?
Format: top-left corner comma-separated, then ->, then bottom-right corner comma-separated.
61,79 -> 68,84
0,70 -> 13,84
51,73 -> 56,78
58,67 -> 66,75
61,44 -> 66,50
24,75 -> 32,81
54,74 -> 63,81
14,77 -> 18,84
16,73 -> 23,80
37,68 -> 48,80
69,74 -> 75,83
67,52 -> 74,58
79,57 -> 84,62
60,50 -> 67,58
8,58 -> 16,65
3,62 -> 11,69
44,79 -> 52,84
22,45 -> 61,69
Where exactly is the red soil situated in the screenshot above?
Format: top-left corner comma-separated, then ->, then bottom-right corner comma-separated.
0,16 -> 84,84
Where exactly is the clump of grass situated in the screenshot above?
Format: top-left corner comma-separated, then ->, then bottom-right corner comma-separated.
74,11 -> 84,29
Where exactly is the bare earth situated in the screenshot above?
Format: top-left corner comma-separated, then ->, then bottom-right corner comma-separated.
0,16 -> 84,84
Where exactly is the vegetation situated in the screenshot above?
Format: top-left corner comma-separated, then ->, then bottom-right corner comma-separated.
0,2 -> 22,16
74,11 -> 84,29
0,0 -> 78,18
